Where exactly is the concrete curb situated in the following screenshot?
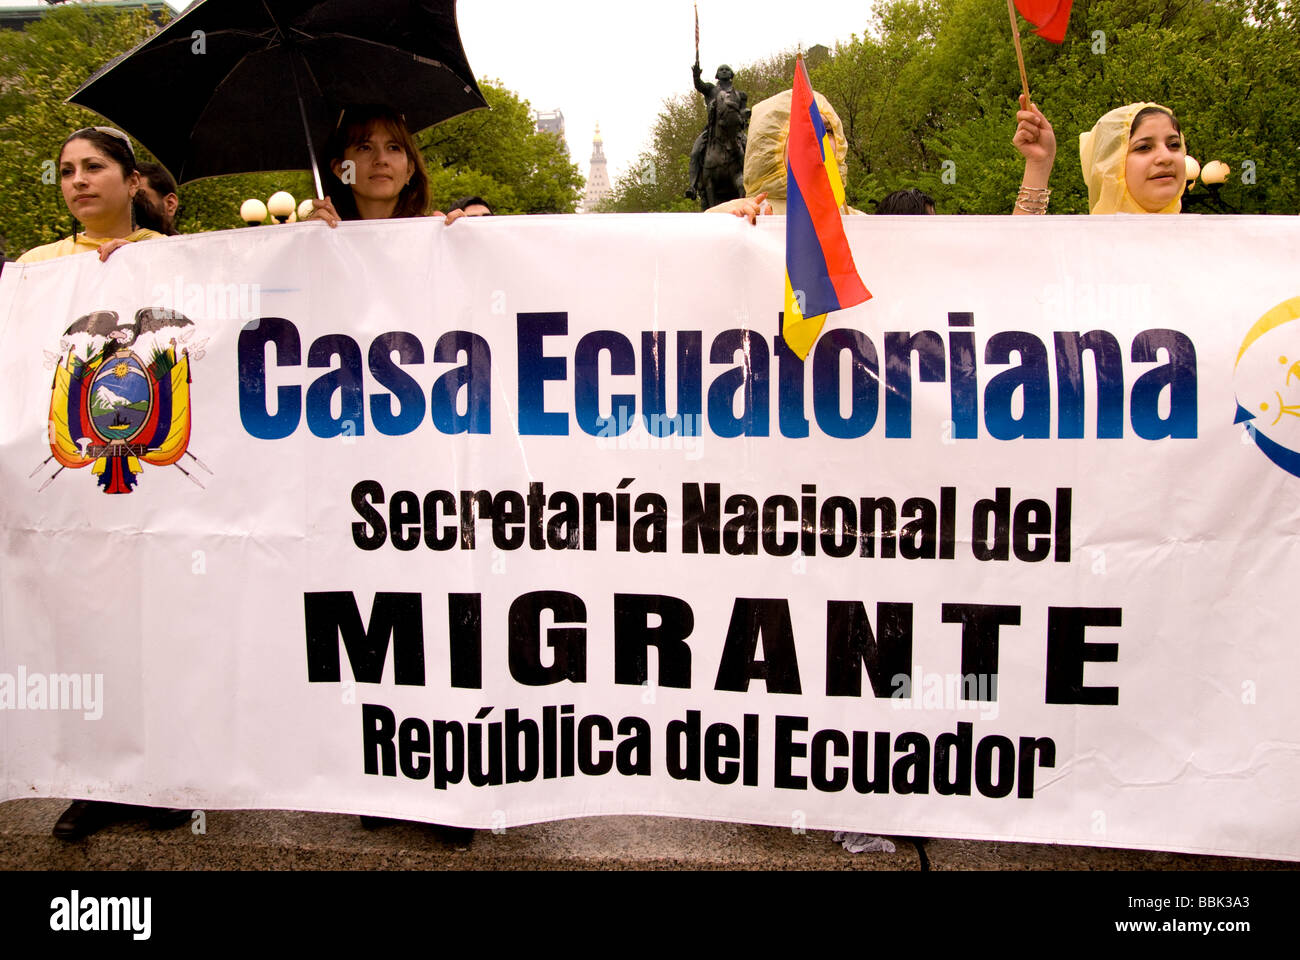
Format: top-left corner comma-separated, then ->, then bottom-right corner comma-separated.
2,800 -> 1292,870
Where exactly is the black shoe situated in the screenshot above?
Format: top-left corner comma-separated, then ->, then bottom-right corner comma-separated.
359,816 -> 474,846
433,825 -> 475,848
52,800 -> 129,841
359,815 -> 404,829
146,808 -> 192,831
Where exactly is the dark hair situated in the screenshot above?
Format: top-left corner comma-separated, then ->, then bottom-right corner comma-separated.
1130,106 -> 1182,138
136,161 -> 177,198
876,188 -> 935,215
322,105 -> 429,220
61,127 -> 136,177
134,161 -> 180,235
59,127 -> 139,239
447,195 -> 494,215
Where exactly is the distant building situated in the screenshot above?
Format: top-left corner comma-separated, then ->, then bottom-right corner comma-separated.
581,124 -> 611,213
805,44 -> 832,69
535,109 -> 565,138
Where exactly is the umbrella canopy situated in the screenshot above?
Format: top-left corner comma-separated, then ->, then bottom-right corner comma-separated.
67,0 -> 486,191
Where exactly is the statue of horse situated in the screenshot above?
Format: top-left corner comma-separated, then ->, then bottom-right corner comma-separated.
686,64 -> 749,210
697,87 -> 747,209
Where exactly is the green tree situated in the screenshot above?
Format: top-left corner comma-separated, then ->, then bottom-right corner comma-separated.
600,50 -> 817,213
0,4 -> 158,257
891,0 -> 1300,214
0,5 -> 314,255
599,93 -> 701,213
601,0 -> 1299,215
419,81 -> 583,214
0,7 -> 581,258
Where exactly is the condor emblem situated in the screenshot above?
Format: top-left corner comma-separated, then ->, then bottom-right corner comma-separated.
36,307 -> 210,494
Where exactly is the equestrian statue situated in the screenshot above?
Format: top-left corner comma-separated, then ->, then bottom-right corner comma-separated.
686,61 -> 750,210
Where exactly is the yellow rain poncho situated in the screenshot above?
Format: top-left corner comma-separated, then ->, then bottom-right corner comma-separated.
1079,102 -> 1186,215
741,88 -> 851,215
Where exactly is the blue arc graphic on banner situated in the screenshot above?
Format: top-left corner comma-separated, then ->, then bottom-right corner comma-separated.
1233,297 -> 1300,479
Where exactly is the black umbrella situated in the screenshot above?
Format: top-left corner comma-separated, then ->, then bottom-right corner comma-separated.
67,0 -> 486,195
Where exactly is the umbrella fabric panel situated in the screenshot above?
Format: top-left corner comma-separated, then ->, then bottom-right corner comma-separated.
67,0 -> 485,184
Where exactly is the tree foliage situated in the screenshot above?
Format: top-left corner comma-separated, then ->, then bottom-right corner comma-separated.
598,50 -> 806,213
419,81 -> 583,215
0,5 -> 309,256
0,4 -> 155,257
602,0 -> 1300,215
0,6 -> 581,258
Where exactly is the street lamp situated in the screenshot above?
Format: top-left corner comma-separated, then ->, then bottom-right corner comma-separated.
1183,160 -> 1237,214
240,198 -> 268,226
267,191 -> 296,224
1201,160 -> 1230,186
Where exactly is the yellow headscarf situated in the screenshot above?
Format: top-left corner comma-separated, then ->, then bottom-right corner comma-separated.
741,88 -> 849,215
1079,102 -> 1186,215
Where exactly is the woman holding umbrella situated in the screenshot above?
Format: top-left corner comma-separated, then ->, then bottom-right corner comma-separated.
305,102 -> 475,845
306,105 -> 436,226
18,127 -> 162,263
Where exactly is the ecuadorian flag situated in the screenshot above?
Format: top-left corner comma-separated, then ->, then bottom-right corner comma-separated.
783,56 -> 870,360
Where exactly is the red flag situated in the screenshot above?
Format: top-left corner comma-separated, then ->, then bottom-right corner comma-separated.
1014,0 -> 1073,43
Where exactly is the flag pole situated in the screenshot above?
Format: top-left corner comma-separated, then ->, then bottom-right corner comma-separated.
1006,0 -> 1032,107
694,2 -> 700,66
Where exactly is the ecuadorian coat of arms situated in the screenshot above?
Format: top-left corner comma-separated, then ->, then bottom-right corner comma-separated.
38,307 -> 209,494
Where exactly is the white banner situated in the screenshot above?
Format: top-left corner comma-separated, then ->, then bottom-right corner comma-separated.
2,213 -> 1298,861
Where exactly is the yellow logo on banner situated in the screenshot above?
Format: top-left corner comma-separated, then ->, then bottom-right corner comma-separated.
1233,296 -> 1300,478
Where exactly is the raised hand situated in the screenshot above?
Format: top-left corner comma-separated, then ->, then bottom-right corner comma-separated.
307,196 -> 342,228
1012,95 -> 1057,171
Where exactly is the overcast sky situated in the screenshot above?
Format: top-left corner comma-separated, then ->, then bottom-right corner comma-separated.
453,1 -> 877,180
38,0 -> 878,182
